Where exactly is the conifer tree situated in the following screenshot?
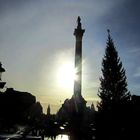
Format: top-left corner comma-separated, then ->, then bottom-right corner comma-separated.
98,30 -> 130,111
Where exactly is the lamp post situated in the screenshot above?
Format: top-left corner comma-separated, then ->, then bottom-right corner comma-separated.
0,62 -> 6,89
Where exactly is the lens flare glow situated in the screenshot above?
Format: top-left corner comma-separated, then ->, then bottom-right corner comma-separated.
57,62 -> 76,90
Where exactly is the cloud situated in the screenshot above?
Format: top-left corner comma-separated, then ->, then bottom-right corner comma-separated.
128,48 -> 140,54
134,67 -> 140,77
130,84 -> 140,95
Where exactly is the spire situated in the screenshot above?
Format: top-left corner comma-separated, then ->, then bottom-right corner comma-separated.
91,103 -> 95,111
47,104 -> 51,115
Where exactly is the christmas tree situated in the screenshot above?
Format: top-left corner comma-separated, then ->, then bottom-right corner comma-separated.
98,30 -> 130,111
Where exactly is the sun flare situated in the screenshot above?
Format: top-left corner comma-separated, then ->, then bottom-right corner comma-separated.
57,62 -> 76,90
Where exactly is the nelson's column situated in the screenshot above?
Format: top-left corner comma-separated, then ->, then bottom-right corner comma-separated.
57,17 -> 87,119
72,16 -> 86,113
74,16 -> 84,98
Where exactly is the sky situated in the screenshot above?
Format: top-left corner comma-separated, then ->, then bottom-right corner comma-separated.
0,0 -> 140,113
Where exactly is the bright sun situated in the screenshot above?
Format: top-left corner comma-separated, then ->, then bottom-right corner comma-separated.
57,62 -> 76,90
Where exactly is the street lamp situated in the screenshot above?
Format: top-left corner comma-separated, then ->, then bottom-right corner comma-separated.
0,62 -> 6,89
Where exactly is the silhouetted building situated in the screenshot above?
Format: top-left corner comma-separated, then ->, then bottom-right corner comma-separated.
131,95 -> 140,114
0,88 -> 43,125
0,62 -> 6,89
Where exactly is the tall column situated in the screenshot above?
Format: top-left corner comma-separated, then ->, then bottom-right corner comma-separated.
73,17 -> 85,98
